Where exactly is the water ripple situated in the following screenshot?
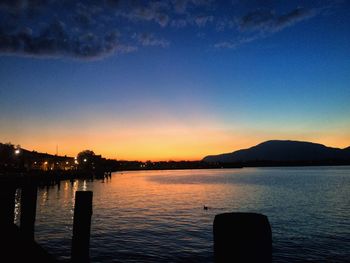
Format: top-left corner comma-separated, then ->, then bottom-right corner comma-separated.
31,167 -> 350,262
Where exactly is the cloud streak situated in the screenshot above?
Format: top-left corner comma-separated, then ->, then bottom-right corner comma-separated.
239,7 -> 317,33
215,6 -> 320,49
134,33 -> 170,48
194,15 -> 214,27
120,1 -> 170,27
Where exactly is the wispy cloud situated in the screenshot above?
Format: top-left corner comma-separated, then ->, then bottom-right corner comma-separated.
172,0 -> 214,13
171,19 -> 188,28
121,1 -> 170,27
214,41 -> 236,49
214,34 -> 262,49
215,6 -> 321,49
133,33 -> 170,48
194,15 -> 214,27
172,0 -> 188,13
239,7 -> 317,33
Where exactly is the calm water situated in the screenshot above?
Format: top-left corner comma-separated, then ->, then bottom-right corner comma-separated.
19,167 -> 350,262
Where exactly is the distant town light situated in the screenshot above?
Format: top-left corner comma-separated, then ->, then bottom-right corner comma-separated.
66,161 -> 69,164
74,160 -> 79,164
34,162 -> 37,164
83,158 -> 87,162
14,149 -> 20,155
44,161 -> 48,165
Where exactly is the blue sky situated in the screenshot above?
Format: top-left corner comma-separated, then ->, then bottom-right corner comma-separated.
0,0 -> 349,160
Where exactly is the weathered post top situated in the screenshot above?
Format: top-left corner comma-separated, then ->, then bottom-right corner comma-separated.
213,212 -> 272,263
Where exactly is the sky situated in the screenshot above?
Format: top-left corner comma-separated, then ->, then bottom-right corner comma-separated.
0,0 -> 349,161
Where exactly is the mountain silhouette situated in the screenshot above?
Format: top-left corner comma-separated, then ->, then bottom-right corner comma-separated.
203,140 -> 350,163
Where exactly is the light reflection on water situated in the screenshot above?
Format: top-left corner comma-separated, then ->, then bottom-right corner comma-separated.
14,188 -> 21,225
30,167 -> 350,262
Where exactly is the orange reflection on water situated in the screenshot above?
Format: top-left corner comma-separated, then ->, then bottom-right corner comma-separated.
32,168 -> 267,261
102,169 -> 245,216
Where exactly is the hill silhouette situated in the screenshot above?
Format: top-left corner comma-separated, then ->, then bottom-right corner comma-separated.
203,140 -> 350,163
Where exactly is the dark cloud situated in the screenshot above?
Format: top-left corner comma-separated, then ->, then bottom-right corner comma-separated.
0,20 -> 136,59
105,0 -> 120,8
239,10 -> 274,30
239,7 -> 316,33
0,1 -> 340,58
74,4 -> 95,28
0,0 -> 25,10
0,0 -> 63,15
275,7 -> 315,30
133,33 -> 170,48
215,6 -> 320,49
0,0 -> 138,59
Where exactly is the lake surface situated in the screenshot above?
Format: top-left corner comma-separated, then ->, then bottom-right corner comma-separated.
18,167 -> 350,262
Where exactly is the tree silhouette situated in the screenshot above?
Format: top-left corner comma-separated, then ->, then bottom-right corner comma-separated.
77,150 -> 96,170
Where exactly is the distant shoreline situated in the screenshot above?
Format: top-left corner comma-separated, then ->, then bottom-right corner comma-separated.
1,160 -> 350,176
2,141 -> 350,177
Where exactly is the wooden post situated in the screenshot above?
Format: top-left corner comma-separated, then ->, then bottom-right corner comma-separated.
213,212 -> 272,263
71,191 -> 93,263
20,181 -> 38,240
0,182 -> 16,230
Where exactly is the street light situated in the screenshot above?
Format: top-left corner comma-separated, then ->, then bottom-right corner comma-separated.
14,149 -> 20,155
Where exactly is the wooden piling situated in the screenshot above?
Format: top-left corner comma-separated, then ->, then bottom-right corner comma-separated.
71,191 -> 93,263
20,181 -> 38,240
213,212 -> 272,263
0,182 -> 16,230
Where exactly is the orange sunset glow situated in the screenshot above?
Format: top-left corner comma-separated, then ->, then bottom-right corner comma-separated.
3,116 -> 350,161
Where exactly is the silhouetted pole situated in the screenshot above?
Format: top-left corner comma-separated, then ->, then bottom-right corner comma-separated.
20,181 -> 38,240
0,182 -> 16,230
71,191 -> 93,263
213,212 -> 272,263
